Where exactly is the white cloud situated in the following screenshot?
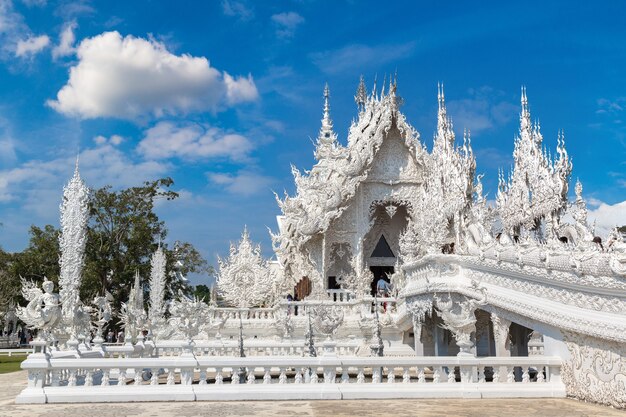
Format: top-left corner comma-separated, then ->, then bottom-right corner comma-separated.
588,199 -> 626,238
207,170 -> 273,196
137,121 -> 254,161
15,34 -> 49,57
446,86 -> 518,134
0,137 -> 16,163
52,21 -> 76,59
310,42 -> 415,74
222,0 -> 253,21
0,144 -> 170,203
93,134 -> 123,146
0,1 -> 29,59
271,12 -> 304,38
223,72 -> 258,105
47,31 -> 258,120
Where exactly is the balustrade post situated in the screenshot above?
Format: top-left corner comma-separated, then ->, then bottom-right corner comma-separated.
118,368 -> 127,386
506,367 -> 515,383
387,367 -> 395,384
402,367 -> 410,384
215,368 -> 223,385
536,365 -> 545,382
447,367 -> 456,383
263,367 -> 271,384
417,367 -> 425,383
372,367 -> 381,383
51,369 -> 60,387
357,367 -> 365,384
134,370 -> 141,385
101,369 -> 110,386
85,370 -> 93,386
433,368 -> 440,383
341,368 -> 349,383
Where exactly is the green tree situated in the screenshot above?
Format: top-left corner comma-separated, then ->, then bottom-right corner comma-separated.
82,178 -> 209,310
0,246 -> 16,310
6,178 -> 210,314
5,225 -> 61,307
193,284 -> 211,304
10,225 -> 60,283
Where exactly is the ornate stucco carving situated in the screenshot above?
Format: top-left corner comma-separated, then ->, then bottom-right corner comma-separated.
217,228 -> 275,308
496,87 -> 572,240
58,162 -> 91,341
561,331 -> 626,408
16,277 -> 62,342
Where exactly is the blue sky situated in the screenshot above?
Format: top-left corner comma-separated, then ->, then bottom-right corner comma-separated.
0,0 -> 625,286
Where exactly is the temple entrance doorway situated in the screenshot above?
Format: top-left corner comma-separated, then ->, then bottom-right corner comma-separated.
369,266 -> 394,296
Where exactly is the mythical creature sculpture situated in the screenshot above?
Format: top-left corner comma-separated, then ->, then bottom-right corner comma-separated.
92,292 -> 113,342
168,291 -> 211,341
16,277 -> 61,342
434,286 -> 486,355
311,304 -> 344,339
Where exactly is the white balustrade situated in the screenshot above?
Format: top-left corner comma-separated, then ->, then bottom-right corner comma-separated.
16,354 -> 565,403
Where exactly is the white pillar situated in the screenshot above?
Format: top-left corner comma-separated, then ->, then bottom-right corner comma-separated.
491,312 -> 511,381
413,318 -> 425,356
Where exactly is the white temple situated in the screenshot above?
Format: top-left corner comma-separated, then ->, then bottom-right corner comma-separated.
13,78 -> 626,407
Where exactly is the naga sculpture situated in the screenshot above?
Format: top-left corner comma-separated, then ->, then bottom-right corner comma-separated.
435,286 -> 487,356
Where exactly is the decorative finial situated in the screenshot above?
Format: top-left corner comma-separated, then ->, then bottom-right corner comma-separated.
372,74 -> 378,100
323,83 -> 331,124
355,75 -> 367,111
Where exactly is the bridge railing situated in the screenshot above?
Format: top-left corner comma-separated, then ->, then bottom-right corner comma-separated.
16,353 -> 564,403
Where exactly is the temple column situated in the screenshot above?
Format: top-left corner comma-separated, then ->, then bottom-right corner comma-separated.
491,312 -> 512,381
412,316 -> 425,356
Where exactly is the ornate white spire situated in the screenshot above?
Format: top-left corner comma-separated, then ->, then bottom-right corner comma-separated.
355,75 -> 367,112
321,83 -> 333,133
497,88 -> 571,236
58,160 -> 90,339
434,83 -> 454,151
148,245 -> 167,321
314,83 -> 339,160
120,270 -> 147,342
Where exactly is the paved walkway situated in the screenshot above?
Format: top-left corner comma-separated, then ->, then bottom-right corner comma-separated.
1,370 -> 623,417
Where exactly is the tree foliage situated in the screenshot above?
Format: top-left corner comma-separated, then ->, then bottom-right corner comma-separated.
193,284 -> 211,304
2,178 -> 211,314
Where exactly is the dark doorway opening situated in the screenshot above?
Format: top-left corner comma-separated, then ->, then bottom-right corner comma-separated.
369,266 -> 394,296
327,276 -> 340,290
